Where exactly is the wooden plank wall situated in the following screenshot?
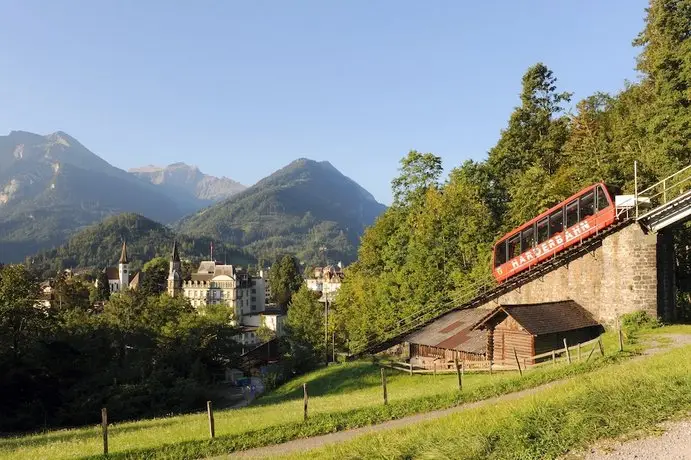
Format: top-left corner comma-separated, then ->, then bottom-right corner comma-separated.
494,316 -> 533,364
409,343 -> 485,362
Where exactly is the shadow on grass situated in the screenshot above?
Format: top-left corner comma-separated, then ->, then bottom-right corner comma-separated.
0,417 -> 187,453
254,361 -> 386,406
74,355 -> 636,460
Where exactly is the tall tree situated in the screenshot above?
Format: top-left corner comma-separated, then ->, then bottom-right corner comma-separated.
139,257 -> 168,296
0,265 -> 45,359
633,0 -> 691,167
268,255 -> 303,308
391,150 -> 443,205
285,285 -> 325,356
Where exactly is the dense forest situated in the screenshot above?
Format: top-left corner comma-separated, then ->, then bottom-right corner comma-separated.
333,0 -> 691,353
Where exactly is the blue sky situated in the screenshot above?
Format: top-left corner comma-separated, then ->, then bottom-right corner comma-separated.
0,0 -> 647,204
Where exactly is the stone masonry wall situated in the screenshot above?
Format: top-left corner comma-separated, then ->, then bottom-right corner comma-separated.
482,224 -> 660,324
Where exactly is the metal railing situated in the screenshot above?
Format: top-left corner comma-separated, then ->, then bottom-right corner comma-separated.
635,162 -> 691,219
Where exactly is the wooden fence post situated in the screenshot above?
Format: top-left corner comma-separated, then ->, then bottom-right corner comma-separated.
454,357 -> 462,391
409,361 -> 413,376
101,408 -> 108,455
489,360 -> 493,376
577,343 -> 582,362
433,362 -> 436,377
617,317 -> 624,352
381,368 -> 388,405
207,401 -> 215,439
513,348 -> 523,377
303,383 -> 308,421
461,360 -> 465,378
563,338 -> 572,364
598,336 -> 605,356
551,350 -> 556,364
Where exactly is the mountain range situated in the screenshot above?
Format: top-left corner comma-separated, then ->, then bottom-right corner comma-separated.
0,130 -> 386,266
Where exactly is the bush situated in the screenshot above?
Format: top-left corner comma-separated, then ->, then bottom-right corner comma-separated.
620,310 -> 661,333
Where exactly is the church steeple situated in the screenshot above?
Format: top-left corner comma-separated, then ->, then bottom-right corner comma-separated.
167,240 -> 182,296
172,240 -> 180,263
118,240 -> 130,290
119,240 -> 129,264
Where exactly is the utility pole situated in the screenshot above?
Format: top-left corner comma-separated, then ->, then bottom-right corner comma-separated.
324,295 -> 329,365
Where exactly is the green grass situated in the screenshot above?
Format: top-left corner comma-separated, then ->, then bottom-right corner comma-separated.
0,328 -> 671,460
291,341 -> 691,460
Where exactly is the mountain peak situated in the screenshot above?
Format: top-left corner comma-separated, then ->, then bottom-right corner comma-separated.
178,157 -> 386,265
129,162 -> 246,203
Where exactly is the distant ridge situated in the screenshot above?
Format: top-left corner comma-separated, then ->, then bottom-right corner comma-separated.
130,162 -> 246,203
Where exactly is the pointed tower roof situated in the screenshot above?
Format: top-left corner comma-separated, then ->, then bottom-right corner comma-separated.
172,240 -> 180,263
119,240 -> 129,264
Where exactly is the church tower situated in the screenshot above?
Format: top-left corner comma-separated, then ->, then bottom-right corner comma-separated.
167,240 -> 182,296
118,240 -> 130,290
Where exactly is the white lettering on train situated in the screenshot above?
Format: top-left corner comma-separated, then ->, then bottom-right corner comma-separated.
502,217 -> 597,273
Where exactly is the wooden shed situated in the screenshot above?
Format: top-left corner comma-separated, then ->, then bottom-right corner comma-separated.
470,300 -> 603,365
402,308 -> 488,369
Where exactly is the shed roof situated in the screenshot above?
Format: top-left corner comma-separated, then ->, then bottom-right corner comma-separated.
404,308 -> 488,355
471,300 -> 601,336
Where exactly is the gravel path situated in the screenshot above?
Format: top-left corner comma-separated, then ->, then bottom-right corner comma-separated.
216,333 -> 691,459
584,419 -> 691,460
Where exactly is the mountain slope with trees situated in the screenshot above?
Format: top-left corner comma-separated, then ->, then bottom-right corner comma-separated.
28,213 -> 255,278
333,0 -> 691,353
177,158 -> 387,265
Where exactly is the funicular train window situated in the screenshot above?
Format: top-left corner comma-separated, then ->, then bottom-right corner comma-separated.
522,226 -> 535,251
549,209 -> 563,237
580,191 -> 595,220
537,217 -> 549,243
566,200 -> 579,228
597,186 -> 609,211
507,235 -> 521,259
494,241 -> 507,267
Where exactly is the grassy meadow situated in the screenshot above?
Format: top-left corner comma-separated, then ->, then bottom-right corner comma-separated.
291,336 -> 691,459
0,326 -> 675,460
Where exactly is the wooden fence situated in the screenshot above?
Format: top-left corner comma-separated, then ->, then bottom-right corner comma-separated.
382,336 -> 606,375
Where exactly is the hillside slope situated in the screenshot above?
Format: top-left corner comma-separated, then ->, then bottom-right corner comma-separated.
0,131 -> 187,261
28,213 -> 255,277
177,158 -> 386,264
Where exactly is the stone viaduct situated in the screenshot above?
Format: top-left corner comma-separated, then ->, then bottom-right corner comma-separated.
481,223 -> 678,324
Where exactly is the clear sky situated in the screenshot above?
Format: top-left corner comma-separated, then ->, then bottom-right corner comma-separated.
0,0 -> 647,204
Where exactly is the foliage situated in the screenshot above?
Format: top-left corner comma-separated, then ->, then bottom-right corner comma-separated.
0,264 -> 243,433
139,256 -> 169,296
93,270 -> 111,302
177,158 -> 386,266
620,310 -> 662,334
268,254 -> 303,308
336,1 -> 691,353
285,285 -> 325,360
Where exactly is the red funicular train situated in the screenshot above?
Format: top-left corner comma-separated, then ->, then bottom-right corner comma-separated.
492,183 -> 617,283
